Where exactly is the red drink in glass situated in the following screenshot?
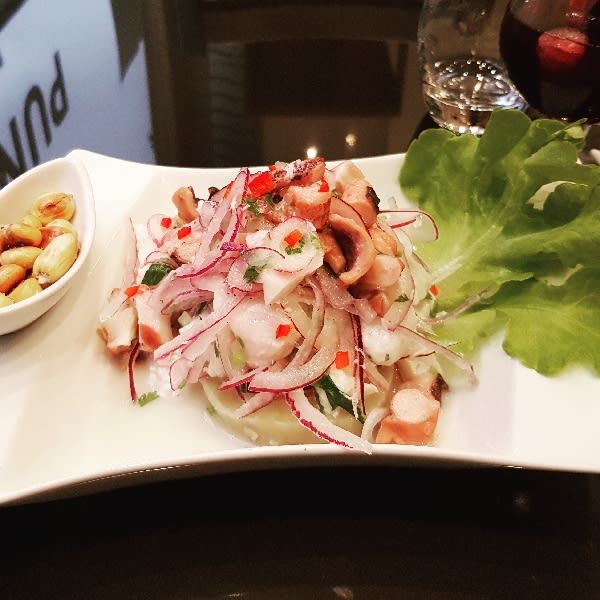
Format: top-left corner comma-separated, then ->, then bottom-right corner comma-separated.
500,0 -> 600,122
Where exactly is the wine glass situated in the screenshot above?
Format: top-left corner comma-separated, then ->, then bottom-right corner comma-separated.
499,0 -> 600,123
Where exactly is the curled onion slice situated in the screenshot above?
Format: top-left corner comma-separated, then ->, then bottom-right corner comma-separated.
248,345 -> 336,393
286,389 -> 372,453
397,326 -> 477,384
235,392 -> 275,418
378,209 -> 439,244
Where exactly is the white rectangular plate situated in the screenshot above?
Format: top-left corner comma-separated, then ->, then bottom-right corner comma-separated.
2,149 -> 600,506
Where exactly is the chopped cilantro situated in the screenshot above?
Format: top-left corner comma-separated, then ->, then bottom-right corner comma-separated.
314,375 -> 364,423
243,197 -> 261,216
138,391 -> 160,406
310,234 -> 322,250
244,264 -> 265,281
141,262 -> 173,286
285,236 -> 305,255
396,293 -> 409,302
263,193 -> 276,208
196,301 -> 209,315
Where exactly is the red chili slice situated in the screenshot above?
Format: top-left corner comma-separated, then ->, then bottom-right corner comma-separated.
177,225 -> 192,239
284,229 -> 303,247
276,323 -> 292,338
124,285 -> 140,297
335,350 -> 350,369
249,171 -> 276,197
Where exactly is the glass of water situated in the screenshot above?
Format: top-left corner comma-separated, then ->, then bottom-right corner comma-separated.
418,0 -> 527,135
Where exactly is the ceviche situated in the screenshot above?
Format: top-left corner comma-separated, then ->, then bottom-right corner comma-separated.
98,157 -> 475,452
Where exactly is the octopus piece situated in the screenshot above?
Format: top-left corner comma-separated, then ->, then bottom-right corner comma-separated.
364,290 -> 393,317
328,212 -> 376,286
341,179 -> 378,228
172,186 -> 199,222
369,222 -> 399,256
134,287 -> 174,352
271,157 -> 326,189
317,227 -> 346,274
98,291 -> 138,355
228,298 -> 300,368
171,231 -> 204,265
353,254 -> 403,293
283,182 -> 331,229
375,386 -> 441,445
376,372 -> 446,444
331,160 -> 367,192
351,255 -> 404,317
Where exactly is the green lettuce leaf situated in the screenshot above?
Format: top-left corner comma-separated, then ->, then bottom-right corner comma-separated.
399,109 -> 600,376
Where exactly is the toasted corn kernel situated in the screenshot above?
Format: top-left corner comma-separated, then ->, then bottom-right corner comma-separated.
0,226 -> 8,252
32,232 -> 78,286
45,218 -> 77,236
0,246 -> 42,269
0,263 -> 26,293
0,292 -> 14,308
31,192 -> 75,225
40,220 -> 78,248
6,222 -> 42,247
8,277 -> 43,302
20,213 -> 43,229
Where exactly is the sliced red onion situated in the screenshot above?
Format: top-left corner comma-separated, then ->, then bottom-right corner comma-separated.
153,284 -> 246,362
143,251 -> 178,268
397,326 -> 477,384
220,241 -> 246,252
280,295 -> 313,338
177,169 -> 248,279
361,406 -> 389,442
314,267 -> 377,323
128,342 -> 141,403
226,255 -> 262,293
98,288 -> 129,324
267,217 -> 321,274
148,272 -> 204,314
382,266 -> 415,330
235,391 -> 275,418
379,209 -> 439,243
248,345 -> 336,393
219,366 -> 266,391
363,357 -> 390,392
169,356 -> 193,390
122,217 -> 139,288
392,226 -> 415,259
330,195 -> 368,228
176,211 -> 243,280
287,278 -> 325,368
351,313 -> 366,417
286,389 -> 372,453
180,293 -> 246,362
147,213 -> 172,247
215,329 -> 240,381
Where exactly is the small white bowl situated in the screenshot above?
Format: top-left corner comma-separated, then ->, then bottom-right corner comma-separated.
0,155 -> 95,335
